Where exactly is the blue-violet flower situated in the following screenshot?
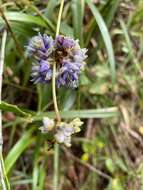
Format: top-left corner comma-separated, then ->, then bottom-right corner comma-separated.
27,33 -> 88,88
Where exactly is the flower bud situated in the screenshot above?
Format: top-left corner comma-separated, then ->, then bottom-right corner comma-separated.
39,117 -> 55,133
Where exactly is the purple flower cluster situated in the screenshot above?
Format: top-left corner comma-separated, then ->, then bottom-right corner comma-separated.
27,33 -> 88,88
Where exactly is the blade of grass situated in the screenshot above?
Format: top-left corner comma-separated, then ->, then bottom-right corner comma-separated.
119,18 -> 143,77
33,107 -> 119,120
102,0 -> 120,27
0,29 -> 10,190
85,0 -> 119,47
0,101 -> 31,117
39,165 -> 46,190
0,12 -> 47,27
5,128 -> 35,174
32,136 -> 42,190
71,0 -> 85,46
45,0 -> 58,19
0,101 -> 118,119
53,144 -> 59,190
60,22 -> 74,37
85,0 -> 116,83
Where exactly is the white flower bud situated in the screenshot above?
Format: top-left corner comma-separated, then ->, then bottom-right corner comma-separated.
55,132 -> 65,143
39,117 -> 55,133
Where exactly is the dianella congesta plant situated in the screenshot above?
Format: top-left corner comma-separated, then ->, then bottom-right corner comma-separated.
26,8 -> 88,147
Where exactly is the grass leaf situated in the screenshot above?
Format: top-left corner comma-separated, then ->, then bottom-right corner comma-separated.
5,128 -> 35,174
85,0 -> 116,83
0,101 -> 118,119
0,101 -> 31,117
71,0 -> 85,46
0,12 -> 47,28
33,107 -> 119,120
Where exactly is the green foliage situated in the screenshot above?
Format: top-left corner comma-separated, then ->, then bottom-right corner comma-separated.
86,0 -> 116,83
5,128 -> 35,174
0,0 -> 142,189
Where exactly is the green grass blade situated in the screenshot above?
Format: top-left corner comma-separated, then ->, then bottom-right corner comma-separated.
0,102 -> 118,119
32,164 -> 39,190
71,0 -> 85,46
0,12 -> 47,27
119,19 -> 133,59
33,107 -> 119,120
85,0 -> 119,46
102,0 -> 120,28
39,165 -> 46,190
60,22 -> 74,37
5,128 -> 35,174
45,0 -> 58,19
0,101 -> 30,117
85,0 -> 116,83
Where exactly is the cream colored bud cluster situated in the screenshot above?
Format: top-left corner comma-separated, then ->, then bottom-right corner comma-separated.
39,117 -> 83,147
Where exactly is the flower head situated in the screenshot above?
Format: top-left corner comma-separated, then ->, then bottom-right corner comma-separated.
27,33 -> 88,88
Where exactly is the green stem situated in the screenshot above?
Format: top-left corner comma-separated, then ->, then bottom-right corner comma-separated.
53,1 -> 65,190
52,0 -> 64,125
1,154 -> 10,190
52,62 -> 61,124
0,30 -> 10,190
56,0 -> 65,37
37,84 -> 42,112
53,143 -> 59,190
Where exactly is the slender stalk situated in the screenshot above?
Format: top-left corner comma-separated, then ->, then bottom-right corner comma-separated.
53,1 -> 65,190
37,84 -> 42,112
0,160 -> 6,190
52,62 -> 61,124
55,0 -> 65,37
0,30 -> 7,157
0,30 -> 9,190
53,143 -> 59,190
1,154 -> 10,190
52,0 -> 65,125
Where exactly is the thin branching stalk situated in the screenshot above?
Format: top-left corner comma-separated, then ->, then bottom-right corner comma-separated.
62,147 -> 112,180
53,1 -> 65,190
0,30 -> 10,190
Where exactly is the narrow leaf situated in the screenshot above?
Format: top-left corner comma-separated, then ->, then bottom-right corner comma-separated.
0,12 -> 47,27
33,107 -> 119,120
71,0 -> 85,46
0,101 -> 30,117
85,0 -> 116,83
5,128 -> 35,174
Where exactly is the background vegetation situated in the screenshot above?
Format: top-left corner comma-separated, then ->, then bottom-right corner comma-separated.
0,0 -> 143,189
